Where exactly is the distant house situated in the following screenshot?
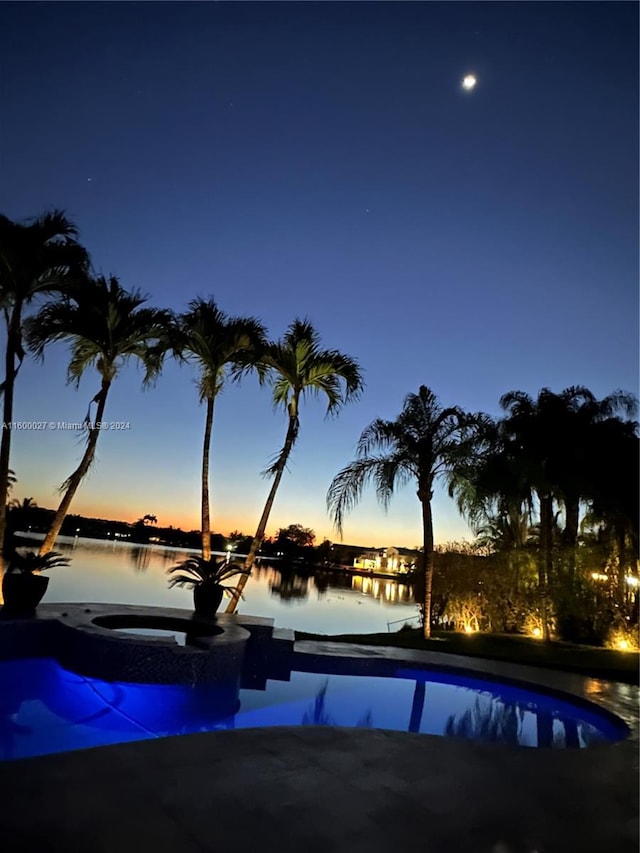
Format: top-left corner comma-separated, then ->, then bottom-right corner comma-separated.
353,546 -> 419,573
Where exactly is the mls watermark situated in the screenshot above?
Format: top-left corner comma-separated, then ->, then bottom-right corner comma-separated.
2,421 -> 132,431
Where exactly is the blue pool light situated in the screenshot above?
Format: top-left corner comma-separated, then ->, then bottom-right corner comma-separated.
0,658 -> 628,761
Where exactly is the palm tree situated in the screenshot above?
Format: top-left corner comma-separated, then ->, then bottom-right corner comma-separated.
499,386 -> 638,637
541,387 -> 637,550
170,298 -> 266,561
4,488 -> 36,559
498,388 -> 566,640
0,210 -> 89,559
449,416 -> 538,606
226,319 -> 363,613
587,417 -> 639,596
326,386 -> 483,638
8,497 -> 36,510
25,275 -> 172,555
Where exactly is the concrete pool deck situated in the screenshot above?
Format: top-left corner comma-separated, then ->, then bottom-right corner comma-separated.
0,625 -> 637,852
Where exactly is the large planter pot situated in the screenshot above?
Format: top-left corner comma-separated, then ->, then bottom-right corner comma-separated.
2,573 -> 49,613
193,583 -> 224,618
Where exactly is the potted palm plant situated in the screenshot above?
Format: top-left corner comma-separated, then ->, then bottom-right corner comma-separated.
2,550 -> 70,613
167,556 -> 250,618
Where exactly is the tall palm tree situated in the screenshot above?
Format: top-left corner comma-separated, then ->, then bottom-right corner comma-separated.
499,386 -> 638,637
498,388 -> 565,640
553,388 -> 637,549
25,275 -> 172,555
0,210 -> 89,559
587,417 -> 639,596
449,415 -> 538,606
326,386 -> 483,638
226,319 -> 363,613
171,298 -> 266,561
508,386 -> 637,549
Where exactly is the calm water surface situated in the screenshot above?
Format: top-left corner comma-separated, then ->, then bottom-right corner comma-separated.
16,535 -> 419,634
0,657 -> 623,760
3,536 -> 629,762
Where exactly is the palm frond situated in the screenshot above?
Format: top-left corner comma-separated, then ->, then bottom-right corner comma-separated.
499,390 -> 534,414
356,419 -> 399,457
9,550 -> 70,574
0,210 -> 90,309
24,276 -> 173,387
167,556 -> 249,589
265,319 -> 364,416
374,453 -> 413,511
174,298 -> 266,401
327,456 -> 390,537
327,385 -> 485,539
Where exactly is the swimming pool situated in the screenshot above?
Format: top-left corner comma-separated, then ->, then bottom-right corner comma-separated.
0,657 -> 627,760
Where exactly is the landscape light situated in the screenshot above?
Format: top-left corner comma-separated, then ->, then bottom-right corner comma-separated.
625,575 -> 639,588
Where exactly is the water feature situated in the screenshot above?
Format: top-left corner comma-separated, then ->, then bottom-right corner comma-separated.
2,536 -> 630,763
0,656 -> 626,761
14,535 -> 419,634
112,627 -> 190,645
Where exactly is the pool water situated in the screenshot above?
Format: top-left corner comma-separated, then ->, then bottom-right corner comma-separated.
112,627 -> 189,645
0,658 -> 626,760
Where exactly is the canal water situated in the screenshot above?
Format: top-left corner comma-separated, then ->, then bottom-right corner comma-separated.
14,535 -> 419,635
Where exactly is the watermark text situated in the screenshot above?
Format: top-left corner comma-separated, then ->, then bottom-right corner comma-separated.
2,421 -> 132,431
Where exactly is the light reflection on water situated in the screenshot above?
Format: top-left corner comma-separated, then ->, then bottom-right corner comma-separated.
0,658 -> 624,762
18,535 -> 419,634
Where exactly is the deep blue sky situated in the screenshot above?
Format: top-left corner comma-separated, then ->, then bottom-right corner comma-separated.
1,2 -> 638,546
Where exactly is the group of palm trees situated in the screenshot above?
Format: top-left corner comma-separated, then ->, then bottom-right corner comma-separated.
1,209 -> 636,641
328,386 -> 638,639
0,210 -> 363,614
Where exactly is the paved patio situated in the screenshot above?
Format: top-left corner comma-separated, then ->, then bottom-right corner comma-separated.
0,642 -> 637,853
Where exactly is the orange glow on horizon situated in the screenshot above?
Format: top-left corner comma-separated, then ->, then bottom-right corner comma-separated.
29,496 -> 462,549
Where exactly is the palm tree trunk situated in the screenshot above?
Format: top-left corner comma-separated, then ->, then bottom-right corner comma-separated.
226,414 -> 298,614
562,498 -> 580,547
538,492 -> 554,641
419,490 -> 435,639
0,307 -> 22,569
616,524 -> 628,602
39,380 -> 111,555
201,396 -> 215,561
562,496 -> 580,582
508,550 -> 519,596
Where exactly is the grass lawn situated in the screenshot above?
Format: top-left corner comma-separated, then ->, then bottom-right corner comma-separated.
294,628 -> 640,685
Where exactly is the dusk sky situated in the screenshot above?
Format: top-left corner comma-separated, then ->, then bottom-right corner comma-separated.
1,2 -> 638,548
